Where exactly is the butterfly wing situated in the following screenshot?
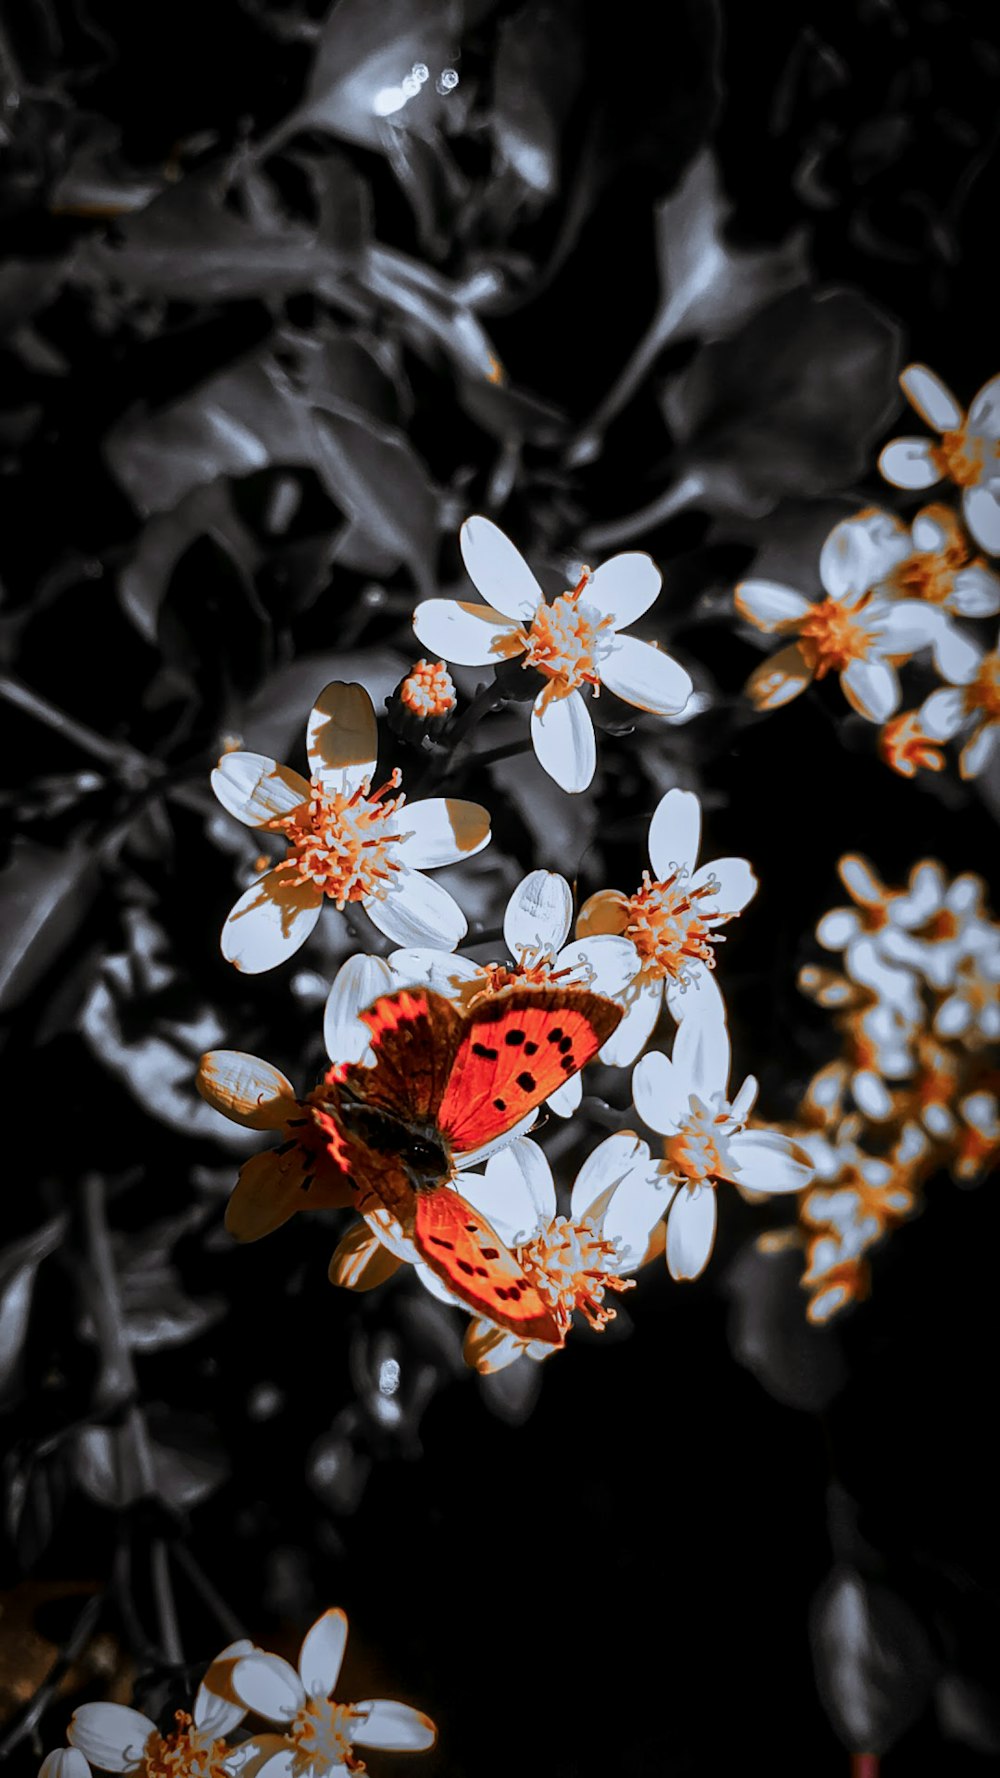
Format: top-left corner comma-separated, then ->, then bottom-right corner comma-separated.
436,986 -> 623,1153
348,988 -> 464,1123
414,1187 -> 563,1345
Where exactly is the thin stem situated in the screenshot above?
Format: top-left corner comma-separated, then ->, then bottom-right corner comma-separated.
82,1174 -> 137,1410
151,1540 -> 184,1668
412,681 -> 506,795
0,1592 -> 103,1758
173,1543 -> 246,1642
0,671 -> 162,782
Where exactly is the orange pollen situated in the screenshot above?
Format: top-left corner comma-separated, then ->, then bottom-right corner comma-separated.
932,428 -> 995,488
517,1214 -> 633,1332
288,1698 -> 366,1775
521,582 -> 614,693
399,659 -> 456,718
797,598 -> 875,676
879,712 -> 944,778
624,869 -> 727,983
665,1121 -> 726,1184
140,1714 -> 232,1778
965,651 -> 1000,720
267,771 -> 409,905
924,908 -> 959,942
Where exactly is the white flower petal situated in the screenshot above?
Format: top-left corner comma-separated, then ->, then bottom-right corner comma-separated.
919,686 -> 967,740
570,1131 -> 652,1219
901,364 -> 963,431
666,1185 -> 717,1280
910,508 -> 952,553
211,753 -> 310,827
351,1701 -> 437,1752
414,1257 -> 466,1308
412,598 -> 524,666
68,1708 -> 156,1773
816,907 -> 861,949
819,509 -> 910,601
672,1008 -> 730,1103
967,372 -> 1000,439
387,947 -> 484,998
841,657 -> 900,722
299,1608 -> 348,1698
197,1050 -> 297,1129
961,720 -> 1000,779
307,682 -> 378,795
873,598 -> 945,654
366,863 -> 467,950
691,856 -> 757,915
963,485 -> 1000,556
586,552 -> 662,629
459,514 -> 542,621
665,965 -> 726,1026
556,934 -> 639,996
729,1074 -> 758,1122
599,634 -> 693,715
928,627 -> 981,695
232,1654 -> 305,1723
194,1639 -> 255,1737
221,871 -> 322,974
632,1048 -> 687,1134
744,642 -> 813,709
878,438 -> 941,490
734,579 -> 811,631
483,1138 -> 556,1228
600,1165 -> 669,1267
530,688 -> 596,793
647,787 -> 701,880
729,1131 -> 813,1193
950,564 -> 1000,617
399,798 -> 491,868
599,975 -> 663,1066
852,1070 -> 894,1120
503,870 -> 573,957
323,955 -> 397,1064
40,1753 -> 93,1778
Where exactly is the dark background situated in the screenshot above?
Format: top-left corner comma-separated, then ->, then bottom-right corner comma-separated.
2,1 -> 999,1773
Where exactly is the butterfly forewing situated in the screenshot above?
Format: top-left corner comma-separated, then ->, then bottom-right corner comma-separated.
350,989 -> 465,1124
414,1187 -> 563,1345
436,986 -> 623,1153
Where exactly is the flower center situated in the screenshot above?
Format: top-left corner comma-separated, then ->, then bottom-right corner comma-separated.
665,1117 -> 727,1184
797,598 -> 875,676
399,659 -> 456,719
517,1214 -> 633,1332
289,1698 -> 365,1775
141,1715 -> 232,1778
965,651 -> 1000,721
268,772 -> 409,905
623,868 -> 725,985
932,428 -> 993,488
521,576 -> 614,694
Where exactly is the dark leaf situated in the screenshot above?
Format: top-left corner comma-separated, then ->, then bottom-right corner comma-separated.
117,482 -> 261,646
810,1566 -> 939,1754
0,839 -> 101,1014
287,0 -> 459,153
725,1241 -> 848,1412
0,1217 -> 66,1405
240,646 -> 409,763
936,1674 -> 1000,1755
491,1 -> 584,210
3,1444 -> 69,1570
478,1355 -> 543,1425
73,1411 -> 229,1511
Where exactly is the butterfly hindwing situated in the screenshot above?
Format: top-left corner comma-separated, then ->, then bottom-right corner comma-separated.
436,986 -> 623,1152
414,1187 -> 563,1345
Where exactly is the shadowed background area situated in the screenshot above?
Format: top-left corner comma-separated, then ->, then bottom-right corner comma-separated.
2,1 -> 999,1773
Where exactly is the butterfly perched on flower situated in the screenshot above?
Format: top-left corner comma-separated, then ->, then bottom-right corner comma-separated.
201,984 -> 622,1344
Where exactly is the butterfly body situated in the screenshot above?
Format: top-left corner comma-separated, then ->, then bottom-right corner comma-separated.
309,984 -> 623,1343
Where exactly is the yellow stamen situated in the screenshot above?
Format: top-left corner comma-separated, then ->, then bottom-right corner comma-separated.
623,868 -> 726,984
268,771 -> 409,906
288,1698 -> 366,1775
140,1714 -> 232,1778
399,660 -> 456,719
932,428 -> 993,488
521,578 -> 614,695
797,598 -> 875,677
517,1214 -> 633,1333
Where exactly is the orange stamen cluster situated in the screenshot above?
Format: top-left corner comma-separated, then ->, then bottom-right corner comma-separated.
399,659 -> 456,719
664,1111 -> 728,1185
289,1698 -> 366,1775
518,1214 -> 633,1332
624,869 -> 725,983
889,507 -> 969,603
965,650 -> 1000,721
932,429 -> 993,488
797,598 -> 875,677
522,574 -> 614,694
880,711 -> 944,778
268,773 -> 409,905
141,1715 -> 232,1778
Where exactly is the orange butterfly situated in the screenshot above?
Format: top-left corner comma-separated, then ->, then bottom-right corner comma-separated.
308,984 -> 623,1345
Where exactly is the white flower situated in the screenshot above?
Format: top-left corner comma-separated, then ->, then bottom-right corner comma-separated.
413,516 -> 692,793
917,626 -> 1000,780
40,1754 -> 93,1778
231,1607 -> 435,1777
386,868 -> 639,1115
813,855 -> 931,1016
212,681 -> 491,971
879,364 -> 1000,555
68,1642 -> 252,1775
408,1134 -> 666,1371
576,787 -> 756,1066
736,506 -> 968,721
882,504 -> 1000,617
632,1009 -> 813,1280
